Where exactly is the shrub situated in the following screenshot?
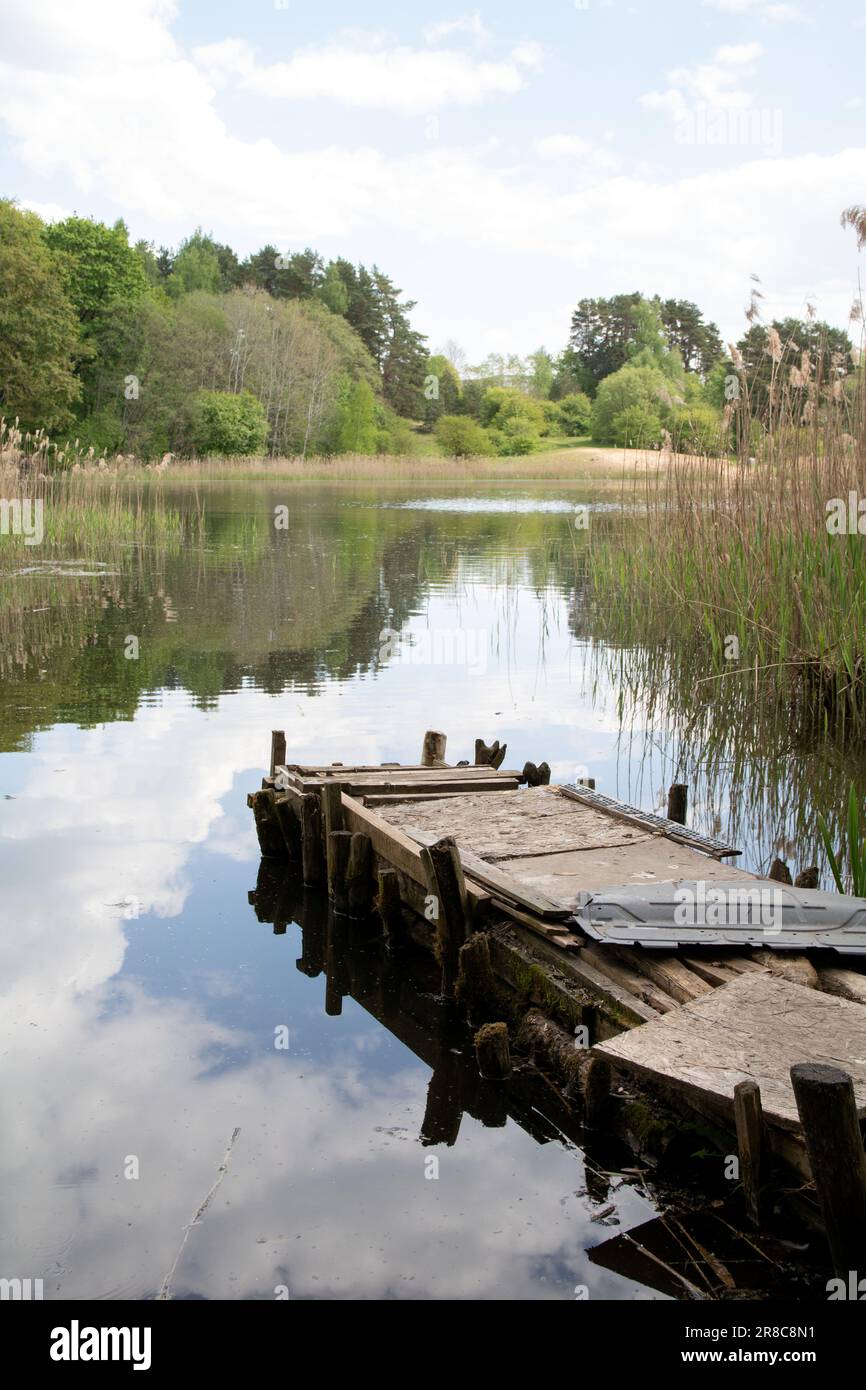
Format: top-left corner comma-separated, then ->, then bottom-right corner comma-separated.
434,415 -> 491,456
188,390 -> 269,455
611,403 -> 663,448
591,365 -> 673,444
555,391 -> 592,436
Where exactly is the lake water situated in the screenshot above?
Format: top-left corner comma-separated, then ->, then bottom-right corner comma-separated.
0,481 -> 850,1300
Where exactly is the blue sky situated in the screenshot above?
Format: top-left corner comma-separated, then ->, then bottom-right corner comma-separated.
2,0 -> 865,360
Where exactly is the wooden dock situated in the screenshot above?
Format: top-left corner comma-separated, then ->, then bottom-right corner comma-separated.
249,728 -> 866,1272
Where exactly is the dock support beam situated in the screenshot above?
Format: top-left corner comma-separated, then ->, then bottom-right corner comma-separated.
791,1062 -> 866,1276
421,730 -> 447,767
734,1079 -> 767,1227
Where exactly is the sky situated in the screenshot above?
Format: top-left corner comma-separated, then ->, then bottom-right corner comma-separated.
1,0 -> 865,362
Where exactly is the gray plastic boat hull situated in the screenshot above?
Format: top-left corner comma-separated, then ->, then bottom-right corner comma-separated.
572,880 -> 866,954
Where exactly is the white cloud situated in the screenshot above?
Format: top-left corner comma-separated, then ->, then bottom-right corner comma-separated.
702,0 -> 807,18
641,43 -> 763,117
535,134 -> 619,170
0,0 -> 861,354
422,12 -> 489,43
715,42 -> 764,64
193,33 -> 540,113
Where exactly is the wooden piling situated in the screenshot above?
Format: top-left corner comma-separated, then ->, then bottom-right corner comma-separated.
347,831 -> 374,916
475,738 -> 507,769
667,783 -> 688,825
578,776 -> 596,790
584,1055 -> 611,1125
247,790 -> 286,859
321,781 -> 344,888
456,931 -> 499,1016
522,760 -> 551,786
273,795 -> 300,860
420,834 -> 469,992
768,857 -> 793,884
328,830 -> 352,914
421,730 -> 447,767
474,1022 -> 512,1080
300,792 -> 324,885
790,1061 -> 866,1276
734,1079 -> 767,1227
270,729 -> 287,778
376,866 -> 403,945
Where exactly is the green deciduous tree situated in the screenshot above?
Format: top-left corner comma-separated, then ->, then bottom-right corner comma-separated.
45,215 -> 148,324
0,201 -> 81,430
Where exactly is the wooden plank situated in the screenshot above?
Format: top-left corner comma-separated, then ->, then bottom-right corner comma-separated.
614,949 -> 713,1005
681,956 -> 744,988
337,794 -> 489,908
487,928 -> 659,1028
499,840 -> 758,909
488,897 -> 583,950
402,824 -> 570,921
364,787 -> 518,806
329,777 -> 519,798
817,967 -> 866,1007
287,766 -> 522,783
581,944 -> 679,1013
595,972 -> 866,1133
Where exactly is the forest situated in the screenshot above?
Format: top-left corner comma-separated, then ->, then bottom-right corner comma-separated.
0,198 -> 854,462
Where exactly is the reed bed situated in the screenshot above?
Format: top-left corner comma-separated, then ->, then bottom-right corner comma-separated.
589,333 -> 866,737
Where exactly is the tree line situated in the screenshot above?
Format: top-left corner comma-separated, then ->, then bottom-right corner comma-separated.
0,196 -> 855,461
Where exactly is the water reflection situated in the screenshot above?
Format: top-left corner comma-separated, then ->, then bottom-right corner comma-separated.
0,481 -> 856,1299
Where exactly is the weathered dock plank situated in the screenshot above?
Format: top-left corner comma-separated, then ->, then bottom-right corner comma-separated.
594,972 -> 866,1133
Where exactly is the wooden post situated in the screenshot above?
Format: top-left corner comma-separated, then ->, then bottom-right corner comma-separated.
474,1022 -> 512,1080
420,835 -> 469,993
734,1079 -> 767,1227
584,1055 -> 611,1125
300,793 -> 324,885
270,729 -> 286,778
769,857 -> 793,884
791,1062 -> 866,1276
376,866 -> 403,945
475,738 -> 507,769
328,830 -> 352,914
320,782 -> 344,889
421,730 -> 447,767
667,783 -> 688,824
456,932 -> 499,1016
522,761 -> 551,786
247,790 -> 286,859
347,831 -> 374,916
794,866 -> 819,888
578,777 -> 596,790
272,795 -> 300,860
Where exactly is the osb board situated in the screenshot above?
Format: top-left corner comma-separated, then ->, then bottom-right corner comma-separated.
595,972 -> 866,1131
501,841 -> 757,907
379,786 -> 650,861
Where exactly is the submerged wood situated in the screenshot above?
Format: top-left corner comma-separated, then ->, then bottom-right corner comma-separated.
474,1022 -> 512,1079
